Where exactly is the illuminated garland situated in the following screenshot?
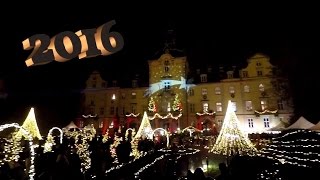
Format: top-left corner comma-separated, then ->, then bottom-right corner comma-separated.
64,125 -> 96,173
102,129 -> 109,143
209,101 -> 258,156
130,138 -> 141,159
0,123 -> 36,180
254,109 -> 278,115
43,134 -> 55,153
125,128 -> 135,141
125,113 -> 140,117
82,114 -> 97,118
172,94 -> 183,112
196,111 -> 215,116
152,128 -> 170,148
48,127 -> 63,144
0,132 -> 23,167
259,130 -> 320,168
110,133 -> 123,163
148,97 -> 157,112
148,112 -> 182,120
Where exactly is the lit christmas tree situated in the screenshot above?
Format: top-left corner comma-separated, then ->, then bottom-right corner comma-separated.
172,94 -> 183,111
134,111 -> 153,139
148,97 -> 157,112
209,100 -> 257,156
15,107 -> 42,140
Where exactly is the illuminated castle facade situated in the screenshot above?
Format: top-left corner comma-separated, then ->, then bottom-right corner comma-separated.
81,53 -> 293,134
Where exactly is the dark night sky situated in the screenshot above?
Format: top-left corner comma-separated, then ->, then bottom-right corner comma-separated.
0,4 -> 319,131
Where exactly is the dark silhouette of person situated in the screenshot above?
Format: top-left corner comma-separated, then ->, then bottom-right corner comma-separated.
215,162 -> 230,180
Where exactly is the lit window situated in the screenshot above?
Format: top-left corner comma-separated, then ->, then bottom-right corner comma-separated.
202,88 -> 207,95
245,101 -> 252,111
248,118 -> 254,128
244,85 -> 250,92
229,86 -> 235,94
164,81 -> 171,91
215,87 -> 221,95
216,102 -> 222,112
112,94 -> 116,100
264,118 -> 270,128
259,84 -> 265,92
131,92 -> 136,99
203,103 -> 209,112
200,74 -> 207,83
167,102 -> 171,112
261,100 -> 267,110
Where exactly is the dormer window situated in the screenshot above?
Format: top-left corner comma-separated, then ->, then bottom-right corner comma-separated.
200,74 -> 207,83
227,71 -> 233,79
259,84 -> 265,92
256,61 -> 262,66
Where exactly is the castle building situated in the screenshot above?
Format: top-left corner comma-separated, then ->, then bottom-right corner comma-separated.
81,52 -> 293,134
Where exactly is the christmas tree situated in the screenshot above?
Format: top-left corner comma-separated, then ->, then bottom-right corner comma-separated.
172,94 -> 182,111
15,107 -> 42,140
148,97 -> 157,112
134,111 -> 153,139
209,100 -> 257,156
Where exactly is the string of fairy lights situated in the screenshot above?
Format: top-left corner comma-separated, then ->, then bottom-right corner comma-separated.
0,123 -> 36,180
259,130 -> 320,168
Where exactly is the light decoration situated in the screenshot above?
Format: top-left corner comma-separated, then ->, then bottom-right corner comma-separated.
196,111 -> 215,116
144,76 -> 195,96
102,129 -> 109,143
64,124 -> 96,173
110,133 -> 123,163
130,138 -> 141,159
125,128 -> 135,141
259,130 -> 320,168
148,97 -> 157,112
134,154 -> 168,179
152,128 -> 169,148
254,109 -> 278,115
15,107 -> 42,140
48,127 -> 63,144
82,114 -> 97,118
134,111 -> 153,139
0,131 -> 23,167
0,123 -> 36,180
43,134 -> 55,153
257,169 -> 282,180
148,112 -> 182,120
125,113 -> 140,117
172,94 -> 183,112
209,100 -> 258,156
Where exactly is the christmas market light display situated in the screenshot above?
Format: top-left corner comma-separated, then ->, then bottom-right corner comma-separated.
172,94 -> 183,112
48,127 -> 63,144
209,100 -> 257,156
110,133 -> 123,163
134,111 -> 153,139
15,107 -> 42,140
102,129 -> 109,143
259,129 -> 320,168
64,124 -> 96,173
148,97 -> 157,112
125,128 -> 135,141
148,112 -> 182,120
43,134 -> 55,153
152,128 -> 169,148
0,123 -> 36,180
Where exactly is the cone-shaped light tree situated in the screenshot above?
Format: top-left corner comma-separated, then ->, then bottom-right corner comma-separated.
134,111 -> 153,139
15,107 -> 42,140
209,101 -> 257,156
